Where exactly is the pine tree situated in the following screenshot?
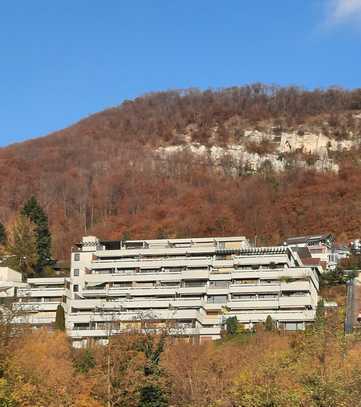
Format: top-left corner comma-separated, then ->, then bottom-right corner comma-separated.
0,222 -> 6,246
54,305 -> 65,331
265,315 -> 274,331
21,196 -> 52,273
139,385 -> 168,407
225,316 -> 239,336
138,333 -> 169,407
74,348 -> 96,373
5,215 -> 38,278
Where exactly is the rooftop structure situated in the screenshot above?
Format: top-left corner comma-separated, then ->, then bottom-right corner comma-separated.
285,233 -> 334,248
284,233 -> 343,271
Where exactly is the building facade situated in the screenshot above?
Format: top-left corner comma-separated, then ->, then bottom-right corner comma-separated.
0,267 -> 26,297
0,267 -> 65,327
16,277 -> 66,326
66,236 -> 321,347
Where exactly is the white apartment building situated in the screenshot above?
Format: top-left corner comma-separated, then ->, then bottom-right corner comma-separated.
0,267 -> 65,327
66,236 -> 321,347
16,277 -> 66,326
0,267 -> 26,297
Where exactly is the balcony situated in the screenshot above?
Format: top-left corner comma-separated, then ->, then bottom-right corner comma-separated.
17,288 -> 65,298
16,302 -> 60,312
178,286 -> 207,295
279,295 -> 312,308
228,299 -> 279,310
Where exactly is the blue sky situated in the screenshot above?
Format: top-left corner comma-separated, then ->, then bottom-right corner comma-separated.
0,0 -> 360,147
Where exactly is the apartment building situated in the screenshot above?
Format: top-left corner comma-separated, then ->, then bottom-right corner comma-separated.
16,277 -> 66,326
0,267 -> 65,327
0,267 -> 26,297
66,236 -> 321,347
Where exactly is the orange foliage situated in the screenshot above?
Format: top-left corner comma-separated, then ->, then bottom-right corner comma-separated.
0,86 -> 360,260
6,329 -> 101,407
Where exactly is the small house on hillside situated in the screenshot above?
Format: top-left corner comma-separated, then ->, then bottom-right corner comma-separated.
285,233 -> 338,271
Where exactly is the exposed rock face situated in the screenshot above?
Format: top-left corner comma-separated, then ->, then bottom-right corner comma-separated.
157,130 -> 358,174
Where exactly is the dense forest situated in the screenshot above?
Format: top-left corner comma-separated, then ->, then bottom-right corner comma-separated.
1,84 -> 361,260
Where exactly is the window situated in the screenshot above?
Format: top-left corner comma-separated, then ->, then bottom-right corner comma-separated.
160,281 -> 180,287
183,280 -> 207,288
207,295 -> 228,304
279,321 -> 305,331
233,279 -> 258,285
232,294 -> 256,300
73,284 -> 79,293
209,280 -> 229,288
258,294 -> 278,299
112,282 -> 132,288
44,296 -> 63,302
73,269 -> 79,277
74,253 -> 80,261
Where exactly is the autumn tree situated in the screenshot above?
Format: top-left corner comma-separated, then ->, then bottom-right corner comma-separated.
22,196 -> 53,273
93,333 -> 148,407
5,330 -> 101,407
0,296 -> 28,386
4,215 -> 38,278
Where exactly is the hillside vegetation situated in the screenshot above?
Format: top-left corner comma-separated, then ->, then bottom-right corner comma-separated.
1,84 -> 361,259
2,307 -> 361,407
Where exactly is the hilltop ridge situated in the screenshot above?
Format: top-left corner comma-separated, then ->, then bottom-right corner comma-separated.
1,84 -> 361,259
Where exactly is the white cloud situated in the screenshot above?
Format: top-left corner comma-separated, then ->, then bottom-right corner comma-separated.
328,0 -> 361,23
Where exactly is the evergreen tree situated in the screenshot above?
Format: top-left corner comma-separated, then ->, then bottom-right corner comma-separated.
225,316 -> 239,336
139,384 -> 168,407
54,305 -> 65,331
138,333 -> 169,407
0,223 -> 6,246
21,196 -> 52,273
265,315 -> 274,331
5,215 -> 38,278
74,348 -> 96,373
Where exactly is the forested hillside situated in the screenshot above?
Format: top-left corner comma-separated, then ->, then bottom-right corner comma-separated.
1,84 -> 361,260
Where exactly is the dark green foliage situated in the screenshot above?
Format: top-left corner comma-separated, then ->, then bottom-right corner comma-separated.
225,316 -> 239,336
265,315 -> 274,331
21,196 -> 52,273
138,385 -> 168,407
0,223 -> 6,246
137,333 -> 168,407
140,333 -> 166,376
320,267 -> 358,286
54,305 -> 65,331
74,348 -> 96,374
